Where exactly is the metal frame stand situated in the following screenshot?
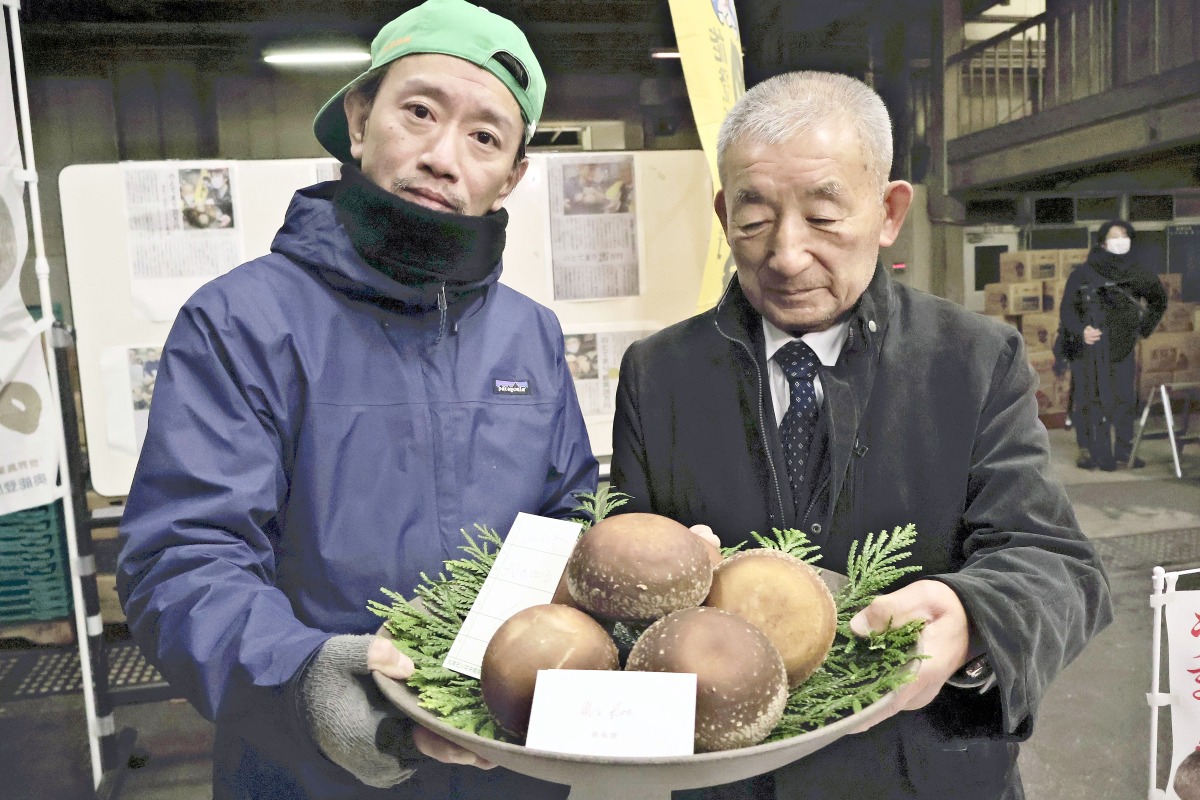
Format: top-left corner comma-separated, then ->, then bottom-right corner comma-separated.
7,6 -> 176,794
53,325 -> 181,799
1129,382 -> 1200,478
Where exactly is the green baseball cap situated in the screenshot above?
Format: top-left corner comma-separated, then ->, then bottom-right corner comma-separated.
313,0 -> 545,163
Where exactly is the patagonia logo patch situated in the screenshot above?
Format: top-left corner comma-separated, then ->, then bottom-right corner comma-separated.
494,379 -> 531,396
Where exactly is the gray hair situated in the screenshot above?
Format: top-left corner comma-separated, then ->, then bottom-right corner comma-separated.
716,71 -> 893,193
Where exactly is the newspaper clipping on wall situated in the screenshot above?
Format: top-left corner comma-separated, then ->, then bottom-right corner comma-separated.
565,327 -> 656,418
99,344 -> 162,456
122,161 -> 243,321
549,155 -> 641,301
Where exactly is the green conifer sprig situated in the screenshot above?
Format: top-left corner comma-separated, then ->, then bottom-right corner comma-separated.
749,527 -> 823,563
834,523 -> 923,628
569,485 -> 629,530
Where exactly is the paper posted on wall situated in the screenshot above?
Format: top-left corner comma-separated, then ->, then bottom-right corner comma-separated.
99,344 -> 162,456
565,327 -> 657,418
314,159 -> 342,183
549,155 -> 641,301
122,162 -> 243,322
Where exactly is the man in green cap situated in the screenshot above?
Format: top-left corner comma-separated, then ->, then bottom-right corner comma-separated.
117,1 -> 597,797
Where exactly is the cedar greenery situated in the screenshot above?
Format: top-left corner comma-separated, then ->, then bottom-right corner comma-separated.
369,495 -> 926,744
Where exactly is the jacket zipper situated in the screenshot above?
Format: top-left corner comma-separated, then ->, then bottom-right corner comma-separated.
434,283 -> 448,344
713,296 -> 787,529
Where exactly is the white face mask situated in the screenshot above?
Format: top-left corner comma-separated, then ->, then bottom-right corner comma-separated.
1105,236 -> 1131,255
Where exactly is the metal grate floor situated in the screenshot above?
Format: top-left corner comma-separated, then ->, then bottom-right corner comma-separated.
0,640 -> 165,703
1092,527 -> 1200,573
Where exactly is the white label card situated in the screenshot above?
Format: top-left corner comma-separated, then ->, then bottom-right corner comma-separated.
442,513 -> 582,678
524,669 -> 697,757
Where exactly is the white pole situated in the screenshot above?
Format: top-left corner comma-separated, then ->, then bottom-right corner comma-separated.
1149,566 -> 1166,800
4,0 -> 104,788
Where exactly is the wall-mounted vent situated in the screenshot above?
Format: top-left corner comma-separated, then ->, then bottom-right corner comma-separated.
528,120 -> 626,151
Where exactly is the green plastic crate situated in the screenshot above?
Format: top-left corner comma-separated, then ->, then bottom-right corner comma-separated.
0,502 -> 73,624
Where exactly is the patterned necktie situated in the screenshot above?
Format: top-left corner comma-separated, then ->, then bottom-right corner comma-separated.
774,339 -> 820,502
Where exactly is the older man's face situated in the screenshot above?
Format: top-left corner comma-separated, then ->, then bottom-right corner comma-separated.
345,53 -> 527,217
715,119 -> 911,333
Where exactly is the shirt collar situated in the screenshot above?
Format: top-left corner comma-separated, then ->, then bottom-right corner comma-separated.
762,317 -> 849,368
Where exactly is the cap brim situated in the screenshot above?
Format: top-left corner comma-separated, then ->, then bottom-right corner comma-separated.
313,76 -> 359,164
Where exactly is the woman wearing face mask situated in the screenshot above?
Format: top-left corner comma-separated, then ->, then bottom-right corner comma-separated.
1059,219 -> 1168,470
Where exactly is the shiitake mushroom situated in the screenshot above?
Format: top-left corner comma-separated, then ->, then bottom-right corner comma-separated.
480,604 -> 619,738
626,606 -> 788,752
566,513 -> 714,623
1176,748 -> 1200,800
704,549 -> 837,687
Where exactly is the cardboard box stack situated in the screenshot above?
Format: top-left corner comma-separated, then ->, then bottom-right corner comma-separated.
984,250 -> 1076,416
1136,273 -> 1200,398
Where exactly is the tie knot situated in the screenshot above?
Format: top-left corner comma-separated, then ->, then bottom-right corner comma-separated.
775,338 -> 819,383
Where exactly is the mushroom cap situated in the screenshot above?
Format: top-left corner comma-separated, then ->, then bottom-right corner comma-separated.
626,606 -> 788,752
704,549 -> 837,687
1175,750 -> 1200,800
566,513 -> 714,623
480,604 -> 619,738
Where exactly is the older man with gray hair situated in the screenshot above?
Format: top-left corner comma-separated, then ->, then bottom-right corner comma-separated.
611,70 -> 1111,799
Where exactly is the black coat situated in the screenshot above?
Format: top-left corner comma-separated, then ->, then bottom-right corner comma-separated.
611,266 -> 1112,799
1059,246 -> 1168,363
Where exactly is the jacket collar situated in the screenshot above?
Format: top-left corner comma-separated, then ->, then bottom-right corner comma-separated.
712,262 -> 894,362
271,181 -> 502,315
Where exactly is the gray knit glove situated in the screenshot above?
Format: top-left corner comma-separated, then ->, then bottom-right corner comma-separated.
298,634 -> 420,789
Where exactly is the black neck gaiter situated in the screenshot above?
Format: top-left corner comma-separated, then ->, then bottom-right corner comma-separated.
1086,245 -> 1137,282
333,163 -> 508,290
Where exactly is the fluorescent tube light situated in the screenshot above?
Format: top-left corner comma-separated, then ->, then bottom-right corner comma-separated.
264,50 -> 371,66
650,48 -> 681,59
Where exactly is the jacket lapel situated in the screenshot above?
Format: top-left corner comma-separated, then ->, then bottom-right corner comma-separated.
823,265 -> 891,528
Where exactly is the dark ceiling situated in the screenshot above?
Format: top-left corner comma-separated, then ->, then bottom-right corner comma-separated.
15,0 -> 956,80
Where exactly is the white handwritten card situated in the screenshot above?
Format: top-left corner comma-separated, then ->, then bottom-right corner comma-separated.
443,513 -> 582,678
524,669 -> 697,757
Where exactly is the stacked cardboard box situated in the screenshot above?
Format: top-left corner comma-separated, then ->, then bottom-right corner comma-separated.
1135,273 -> 1199,398
983,249 -> 1080,415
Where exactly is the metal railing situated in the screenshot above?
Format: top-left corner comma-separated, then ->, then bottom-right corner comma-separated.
947,0 -> 1199,139
947,14 -> 1048,137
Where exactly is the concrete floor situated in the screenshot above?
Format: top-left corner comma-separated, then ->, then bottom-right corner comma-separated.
2,426 -> 1198,800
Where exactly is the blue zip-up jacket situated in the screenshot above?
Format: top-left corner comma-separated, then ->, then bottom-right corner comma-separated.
117,181 -> 597,799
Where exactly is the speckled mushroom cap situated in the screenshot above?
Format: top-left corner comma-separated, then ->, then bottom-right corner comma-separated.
565,513 -> 714,623
705,548 -> 837,687
481,604 -> 619,738
626,606 -> 788,752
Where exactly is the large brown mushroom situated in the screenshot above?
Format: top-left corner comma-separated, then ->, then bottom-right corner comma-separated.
626,606 -> 788,752
565,513 -> 714,623
480,604 -> 619,738
704,549 -> 837,687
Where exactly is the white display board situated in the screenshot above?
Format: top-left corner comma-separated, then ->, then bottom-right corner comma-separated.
60,151 -> 712,497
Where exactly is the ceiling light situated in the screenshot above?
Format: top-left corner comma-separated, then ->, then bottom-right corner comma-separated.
264,49 -> 371,66
650,48 -> 681,59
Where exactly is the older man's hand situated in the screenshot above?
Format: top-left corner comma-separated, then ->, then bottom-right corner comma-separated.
846,579 -> 971,733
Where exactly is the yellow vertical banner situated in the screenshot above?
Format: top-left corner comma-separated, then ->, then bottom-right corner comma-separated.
667,0 -> 745,311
